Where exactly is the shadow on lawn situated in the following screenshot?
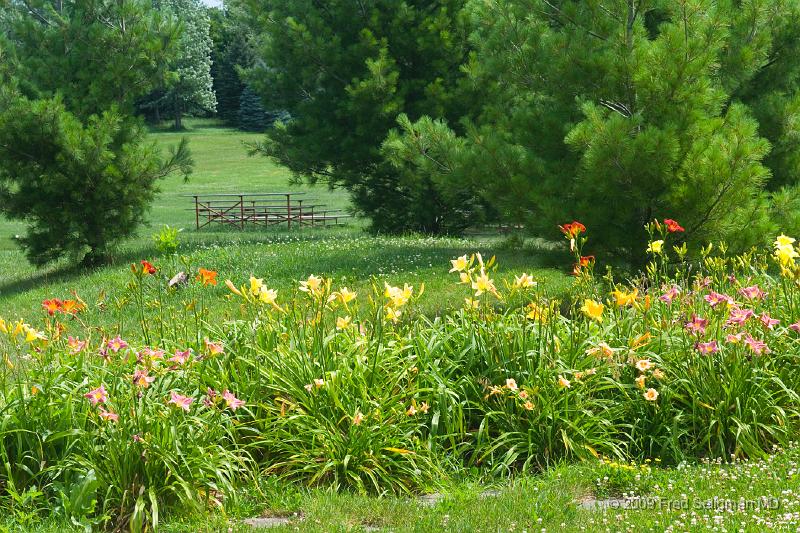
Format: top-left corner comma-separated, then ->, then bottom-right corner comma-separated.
0,229 -> 571,299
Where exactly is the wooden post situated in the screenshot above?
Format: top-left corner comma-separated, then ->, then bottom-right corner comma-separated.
194,196 -> 199,230
298,200 -> 304,229
286,194 -> 292,230
240,195 -> 245,230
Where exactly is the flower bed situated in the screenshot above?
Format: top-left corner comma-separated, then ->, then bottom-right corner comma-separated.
1,220 -> 799,530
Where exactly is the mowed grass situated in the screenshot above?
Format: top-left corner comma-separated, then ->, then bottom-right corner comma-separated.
9,445 -> 800,532
0,118 -> 570,331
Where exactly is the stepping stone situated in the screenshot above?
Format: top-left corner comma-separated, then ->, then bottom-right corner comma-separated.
244,513 -> 303,529
417,493 -> 444,506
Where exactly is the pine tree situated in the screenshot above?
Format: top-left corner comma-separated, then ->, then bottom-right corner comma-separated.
209,5 -> 253,125
0,0 -> 191,266
243,0 -> 474,233
238,85 -> 270,131
387,0 -> 800,258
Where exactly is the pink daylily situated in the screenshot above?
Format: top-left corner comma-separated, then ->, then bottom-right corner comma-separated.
704,292 -> 733,308
84,385 -> 108,405
168,391 -> 194,412
726,307 -> 754,328
169,349 -> 192,365
684,315 -> 709,336
222,390 -> 245,411
68,336 -> 87,354
660,286 -> 681,304
98,408 -> 119,422
204,339 -> 224,355
790,322 -> 800,333
132,369 -> 156,388
744,335 -> 770,355
726,332 -> 744,344
137,347 -> 165,364
759,313 -> 780,330
695,340 -> 719,354
739,285 -> 766,300
106,336 -> 128,353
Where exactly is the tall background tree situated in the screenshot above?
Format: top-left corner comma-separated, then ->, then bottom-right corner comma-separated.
0,0 -> 191,266
386,0 -> 800,259
139,0 -> 216,129
209,4 -> 253,126
241,0 -> 478,233
159,0 -> 216,130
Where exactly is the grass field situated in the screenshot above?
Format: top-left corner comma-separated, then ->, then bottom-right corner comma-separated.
0,119 -> 571,326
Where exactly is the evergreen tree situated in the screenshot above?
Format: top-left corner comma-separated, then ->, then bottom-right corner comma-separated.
242,0 -> 475,233
238,85 -> 270,131
209,5 -> 253,125
157,0 -> 217,129
0,0 -> 191,266
388,0 -> 800,258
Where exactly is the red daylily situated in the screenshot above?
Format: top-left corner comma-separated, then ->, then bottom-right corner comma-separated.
664,219 -> 685,233
141,260 -> 157,275
42,299 -> 63,316
558,221 -> 586,239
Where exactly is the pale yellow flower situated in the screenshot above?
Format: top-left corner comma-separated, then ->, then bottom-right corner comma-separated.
336,316 -> 352,330
558,375 -> 571,388
647,240 -> 664,254
337,287 -> 357,304
385,283 -> 413,308
513,273 -> 536,289
299,274 -> 323,294
353,410 -> 364,426
471,270 -> 497,296
459,272 -> 470,284
449,255 -> 469,273
464,298 -> 480,309
385,306 -> 402,323
505,378 -> 518,391
775,234 -> 796,248
635,375 -> 646,389
653,369 -> 665,380
635,359 -> 653,372
644,388 -> 659,401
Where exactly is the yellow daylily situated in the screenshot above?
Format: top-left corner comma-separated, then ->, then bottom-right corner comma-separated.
449,255 -> 469,273
647,240 -> 664,254
580,299 -> 604,322
336,316 -> 352,330
513,273 -> 536,289
299,274 -> 324,295
337,287 -> 357,304
471,270 -> 497,297
612,288 -> 638,307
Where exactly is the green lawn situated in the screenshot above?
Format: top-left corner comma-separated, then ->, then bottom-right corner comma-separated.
0,119 -> 570,327
8,445 -> 800,531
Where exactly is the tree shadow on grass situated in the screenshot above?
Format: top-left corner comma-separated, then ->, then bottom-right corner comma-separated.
0,230 -> 571,300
